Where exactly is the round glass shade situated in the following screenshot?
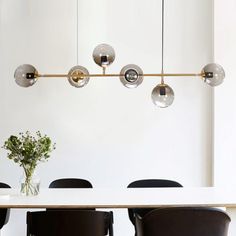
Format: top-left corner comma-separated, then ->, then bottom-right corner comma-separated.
119,64 -> 143,88
92,44 -> 115,68
14,64 -> 38,87
151,83 -> 174,108
68,65 -> 89,88
202,63 -> 225,86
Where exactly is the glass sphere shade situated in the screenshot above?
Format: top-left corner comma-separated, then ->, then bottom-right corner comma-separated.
202,63 -> 225,86
68,65 -> 89,88
151,83 -> 174,108
93,44 -> 115,68
119,64 -> 143,88
14,64 -> 38,87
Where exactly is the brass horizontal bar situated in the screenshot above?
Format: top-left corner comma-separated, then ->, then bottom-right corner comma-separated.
37,73 -> 204,78
38,74 -> 68,78
145,73 -> 203,77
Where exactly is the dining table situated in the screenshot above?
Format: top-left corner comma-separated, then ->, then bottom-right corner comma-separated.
0,187 -> 236,209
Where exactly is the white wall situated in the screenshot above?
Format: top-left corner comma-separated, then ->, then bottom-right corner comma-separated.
0,0 -> 213,235
214,1 -> 236,236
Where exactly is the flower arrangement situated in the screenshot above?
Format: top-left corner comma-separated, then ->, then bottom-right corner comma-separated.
2,131 -> 55,195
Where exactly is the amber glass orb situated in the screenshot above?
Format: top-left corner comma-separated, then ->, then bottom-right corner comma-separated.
202,63 -> 225,86
119,64 -> 143,88
14,64 -> 38,87
151,83 -> 174,108
92,44 -> 115,68
67,65 -> 89,88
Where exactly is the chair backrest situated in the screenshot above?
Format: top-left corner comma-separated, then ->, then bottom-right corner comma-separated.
0,182 -> 11,230
48,178 -> 94,211
127,179 -> 183,225
27,210 -> 113,236
135,207 -> 231,236
49,178 -> 93,188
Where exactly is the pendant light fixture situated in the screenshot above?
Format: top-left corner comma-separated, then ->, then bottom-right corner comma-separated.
151,0 -> 174,108
14,0 -> 225,107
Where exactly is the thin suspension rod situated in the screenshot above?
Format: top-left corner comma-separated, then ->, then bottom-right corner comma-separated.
37,73 -> 204,78
76,0 -> 78,65
161,0 -> 165,84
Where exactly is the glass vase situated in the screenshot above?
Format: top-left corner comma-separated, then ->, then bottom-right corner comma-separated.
20,168 -> 40,196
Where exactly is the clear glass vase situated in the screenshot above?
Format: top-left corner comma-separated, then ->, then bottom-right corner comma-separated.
20,168 -> 40,196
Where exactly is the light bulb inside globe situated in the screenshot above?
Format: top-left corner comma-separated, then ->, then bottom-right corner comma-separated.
67,65 -> 90,88
14,64 -> 38,87
119,64 -> 143,88
151,83 -> 174,108
202,63 -> 225,86
92,44 -> 115,68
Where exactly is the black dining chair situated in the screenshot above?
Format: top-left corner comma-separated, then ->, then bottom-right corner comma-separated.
127,179 -> 183,226
49,178 -> 93,189
0,182 -> 11,231
135,207 -> 230,236
48,178 -> 94,210
26,210 -> 114,236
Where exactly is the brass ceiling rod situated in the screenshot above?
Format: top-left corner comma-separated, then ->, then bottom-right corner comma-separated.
36,73 -> 204,78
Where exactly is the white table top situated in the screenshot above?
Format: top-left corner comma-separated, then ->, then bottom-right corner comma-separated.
0,187 -> 235,209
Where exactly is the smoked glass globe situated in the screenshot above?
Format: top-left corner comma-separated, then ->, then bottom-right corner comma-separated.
67,65 -> 89,88
14,64 -> 38,87
202,63 -> 225,86
92,44 -> 115,68
151,83 -> 174,108
119,64 -> 143,88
